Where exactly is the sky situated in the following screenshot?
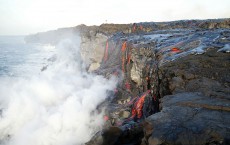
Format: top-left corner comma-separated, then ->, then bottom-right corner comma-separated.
0,0 -> 229,35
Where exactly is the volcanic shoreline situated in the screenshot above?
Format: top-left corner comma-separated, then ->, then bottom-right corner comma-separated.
26,18 -> 230,145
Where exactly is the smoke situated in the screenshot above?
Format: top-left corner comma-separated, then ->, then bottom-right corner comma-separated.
0,34 -> 117,145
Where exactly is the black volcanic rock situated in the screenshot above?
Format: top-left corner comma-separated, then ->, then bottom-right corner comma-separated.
86,19 -> 230,145
143,92 -> 230,145
24,18 -> 230,145
142,49 -> 230,145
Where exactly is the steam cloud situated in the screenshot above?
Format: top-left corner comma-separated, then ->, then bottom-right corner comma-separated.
0,34 -> 117,145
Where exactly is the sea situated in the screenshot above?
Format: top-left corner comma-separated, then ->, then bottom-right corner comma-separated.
0,36 -> 54,78
0,35 -> 116,145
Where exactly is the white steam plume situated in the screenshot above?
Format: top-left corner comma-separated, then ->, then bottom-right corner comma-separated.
0,34 -> 117,145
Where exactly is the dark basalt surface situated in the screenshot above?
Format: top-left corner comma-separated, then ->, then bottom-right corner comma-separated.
86,19 -> 230,145
25,18 -> 230,145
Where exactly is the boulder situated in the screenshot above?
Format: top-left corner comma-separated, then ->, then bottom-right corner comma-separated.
144,48 -> 230,145
143,92 -> 230,145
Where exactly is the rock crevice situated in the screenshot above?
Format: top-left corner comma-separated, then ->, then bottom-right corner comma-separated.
25,18 -> 230,145
84,19 -> 230,145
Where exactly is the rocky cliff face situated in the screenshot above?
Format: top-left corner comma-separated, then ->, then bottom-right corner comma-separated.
143,49 -> 230,145
25,18 -> 230,145
80,19 -> 230,145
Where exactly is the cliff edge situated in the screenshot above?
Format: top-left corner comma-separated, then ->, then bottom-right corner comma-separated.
25,18 -> 230,145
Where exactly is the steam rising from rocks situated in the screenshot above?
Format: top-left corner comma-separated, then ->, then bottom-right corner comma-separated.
0,34 -> 117,145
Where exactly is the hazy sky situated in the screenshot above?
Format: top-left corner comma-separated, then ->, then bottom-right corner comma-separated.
0,0 -> 229,35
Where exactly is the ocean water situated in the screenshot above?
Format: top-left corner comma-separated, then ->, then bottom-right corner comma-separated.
0,36 -> 54,78
0,35 -> 116,145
